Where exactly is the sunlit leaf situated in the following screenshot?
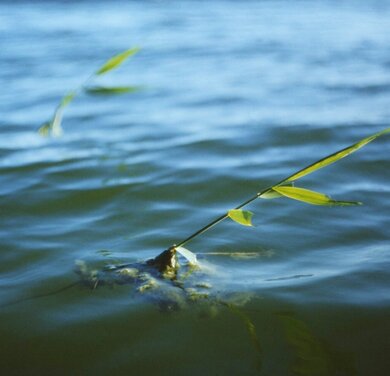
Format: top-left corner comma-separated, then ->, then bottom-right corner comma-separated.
228,209 -> 254,226
279,127 -> 390,184
258,188 -> 283,199
175,246 -> 197,264
85,86 -> 142,95
273,186 -> 361,206
60,91 -> 77,107
96,47 -> 140,75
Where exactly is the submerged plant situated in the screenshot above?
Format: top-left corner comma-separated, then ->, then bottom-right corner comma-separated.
38,47 -> 140,137
150,127 -> 390,270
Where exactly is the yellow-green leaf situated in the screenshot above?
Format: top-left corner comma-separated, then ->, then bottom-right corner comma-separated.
96,47 -> 140,75
175,246 -> 197,265
273,186 -> 361,206
259,188 -> 282,199
281,127 -> 390,183
85,86 -> 141,95
50,107 -> 64,137
38,122 -> 51,137
60,91 -> 77,107
228,209 -> 254,226
38,107 -> 64,137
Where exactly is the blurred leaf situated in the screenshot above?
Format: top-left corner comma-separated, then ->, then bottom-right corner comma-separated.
85,86 -> 142,95
280,127 -> 390,184
38,93 -> 72,137
175,246 -> 197,265
38,122 -> 51,137
273,186 -> 361,206
96,47 -> 140,75
60,91 -> 77,106
50,108 -> 64,137
228,209 -> 254,226
38,108 -> 63,138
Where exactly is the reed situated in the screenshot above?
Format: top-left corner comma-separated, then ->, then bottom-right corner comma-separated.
38,47 -> 140,137
168,127 -> 390,265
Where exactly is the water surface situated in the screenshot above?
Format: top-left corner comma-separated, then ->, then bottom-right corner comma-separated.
1,1 -> 390,375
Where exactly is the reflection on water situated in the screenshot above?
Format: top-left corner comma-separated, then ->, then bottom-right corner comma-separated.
276,312 -> 357,376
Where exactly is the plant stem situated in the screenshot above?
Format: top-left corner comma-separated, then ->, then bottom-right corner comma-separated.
173,188 -> 271,248
168,126 -> 390,252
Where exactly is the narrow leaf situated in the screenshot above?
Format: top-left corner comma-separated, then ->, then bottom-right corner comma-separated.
175,246 -> 198,264
38,107 -> 64,137
60,91 -> 77,107
85,86 -> 141,95
259,183 -> 298,199
280,127 -> 390,184
96,47 -> 140,75
38,122 -> 51,137
228,209 -> 254,226
50,107 -> 64,137
259,188 -> 283,199
273,186 -> 361,206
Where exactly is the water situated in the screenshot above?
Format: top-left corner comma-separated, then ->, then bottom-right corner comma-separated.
1,1 -> 390,374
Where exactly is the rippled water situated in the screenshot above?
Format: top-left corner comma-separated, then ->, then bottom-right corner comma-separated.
1,1 -> 390,375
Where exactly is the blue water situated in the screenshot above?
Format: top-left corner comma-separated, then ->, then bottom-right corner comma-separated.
1,1 -> 390,375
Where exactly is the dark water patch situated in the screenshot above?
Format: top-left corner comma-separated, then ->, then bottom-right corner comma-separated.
326,82 -> 390,95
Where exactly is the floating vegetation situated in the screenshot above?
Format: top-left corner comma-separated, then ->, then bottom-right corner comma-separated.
71,128 -> 389,370
79,127 -> 390,297
38,47 -> 140,137
148,127 -> 390,270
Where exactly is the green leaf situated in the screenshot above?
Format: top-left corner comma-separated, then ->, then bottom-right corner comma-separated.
175,246 -> 198,265
60,91 -> 77,106
38,93 -> 74,137
38,108 -> 64,138
85,86 -> 141,95
259,183 -> 295,199
273,186 -> 361,206
96,47 -> 140,75
259,188 -> 283,199
50,107 -> 64,137
38,122 -> 51,137
280,127 -> 390,184
228,209 -> 254,226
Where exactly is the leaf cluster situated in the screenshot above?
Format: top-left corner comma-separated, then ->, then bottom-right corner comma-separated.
177,128 -> 389,263
38,47 -> 140,137
229,127 -> 390,226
